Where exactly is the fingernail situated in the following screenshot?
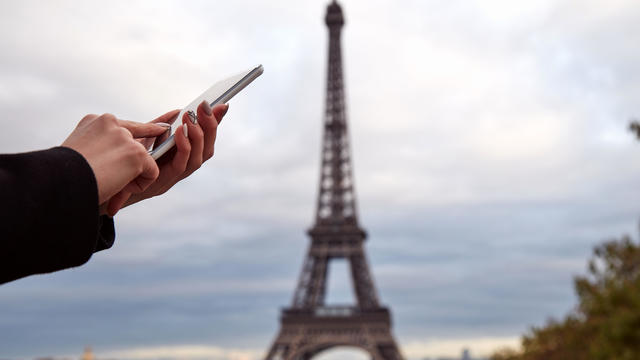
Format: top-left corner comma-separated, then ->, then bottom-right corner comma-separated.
222,104 -> 229,117
187,110 -> 198,125
155,122 -> 171,129
201,100 -> 212,116
183,123 -> 188,138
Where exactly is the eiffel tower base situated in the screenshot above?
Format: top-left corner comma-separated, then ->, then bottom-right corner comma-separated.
265,307 -> 403,360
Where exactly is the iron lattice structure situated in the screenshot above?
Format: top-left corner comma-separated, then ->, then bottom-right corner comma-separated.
264,2 -> 404,359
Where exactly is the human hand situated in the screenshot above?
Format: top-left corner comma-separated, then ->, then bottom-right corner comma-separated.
113,101 -> 229,212
61,113 -> 169,214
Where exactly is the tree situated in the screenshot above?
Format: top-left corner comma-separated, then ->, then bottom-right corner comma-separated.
492,122 -> 640,360
492,235 -> 640,360
629,120 -> 640,140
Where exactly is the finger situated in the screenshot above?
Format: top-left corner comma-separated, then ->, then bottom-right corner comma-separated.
152,127 -> 171,150
151,124 -> 190,195
198,102 -> 220,161
150,109 -> 180,125
136,151 -> 160,191
212,103 -> 229,125
139,137 -> 155,151
121,148 -> 160,194
118,120 -> 170,138
171,123 -> 191,176
107,190 -> 131,217
183,111 -> 204,175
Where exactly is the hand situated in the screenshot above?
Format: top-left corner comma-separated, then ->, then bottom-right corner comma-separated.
61,113 -> 169,213
114,101 -> 229,211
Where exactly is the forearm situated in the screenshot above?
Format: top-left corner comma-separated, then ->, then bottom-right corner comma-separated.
0,147 -> 114,284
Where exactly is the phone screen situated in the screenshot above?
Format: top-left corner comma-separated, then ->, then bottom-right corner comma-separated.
150,65 -> 263,160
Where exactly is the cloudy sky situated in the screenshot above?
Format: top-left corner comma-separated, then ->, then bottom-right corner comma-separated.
2,0 -> 640,359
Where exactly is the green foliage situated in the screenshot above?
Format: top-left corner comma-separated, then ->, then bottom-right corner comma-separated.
630,121 -> 640,140
491,236 -> 640,360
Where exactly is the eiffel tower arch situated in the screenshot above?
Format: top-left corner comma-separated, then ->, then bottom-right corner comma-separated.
264,2 -> 404,359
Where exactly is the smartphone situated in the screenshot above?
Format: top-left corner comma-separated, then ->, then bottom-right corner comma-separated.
150,64 -> 264,160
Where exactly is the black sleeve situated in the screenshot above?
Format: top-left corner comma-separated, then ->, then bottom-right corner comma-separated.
0,146 -> 115,284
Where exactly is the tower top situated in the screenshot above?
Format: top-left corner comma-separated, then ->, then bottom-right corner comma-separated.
314,0 -> 358,228
325,1 -> 344,27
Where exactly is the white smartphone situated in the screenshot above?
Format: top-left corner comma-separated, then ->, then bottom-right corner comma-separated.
150,64 -> 264,160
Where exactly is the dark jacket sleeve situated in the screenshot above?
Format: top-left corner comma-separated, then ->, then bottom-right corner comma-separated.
0,146 -> 115,284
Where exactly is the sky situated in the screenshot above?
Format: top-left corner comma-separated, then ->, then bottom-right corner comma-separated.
1,0 -> 640,359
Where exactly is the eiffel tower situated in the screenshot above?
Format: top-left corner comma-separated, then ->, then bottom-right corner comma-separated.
264,2 -> 404,359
